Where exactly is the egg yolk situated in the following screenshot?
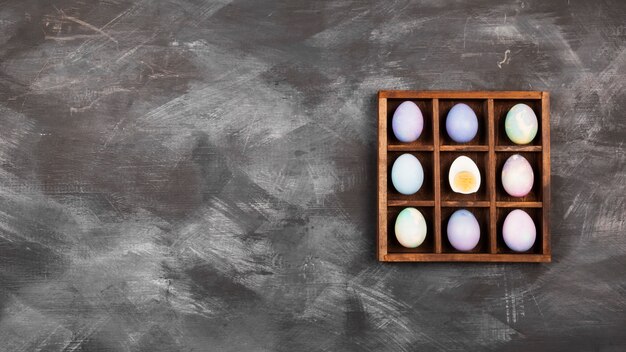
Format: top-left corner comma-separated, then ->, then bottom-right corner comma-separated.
453,171 -> 477,193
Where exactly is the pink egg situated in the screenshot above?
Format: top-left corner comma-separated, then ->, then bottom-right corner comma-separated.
501,154 -> 534,197
502,209 -> 536,252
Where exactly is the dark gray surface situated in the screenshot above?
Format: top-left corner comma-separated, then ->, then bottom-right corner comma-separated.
0,0 -> 624,351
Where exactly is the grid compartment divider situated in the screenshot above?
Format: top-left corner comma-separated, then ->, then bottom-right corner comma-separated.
541,92 -> 551,256
487,98 -> 497,254
433,98 -> 441,254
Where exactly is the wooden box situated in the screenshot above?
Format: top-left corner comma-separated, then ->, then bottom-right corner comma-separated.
377,91 -> 550,262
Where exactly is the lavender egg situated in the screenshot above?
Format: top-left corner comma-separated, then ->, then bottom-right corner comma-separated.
392,101 -> 424,143
446,209 -> 480,251
502,209 -> 536,252
446,103 -> 478,143
501,154 -> 534,197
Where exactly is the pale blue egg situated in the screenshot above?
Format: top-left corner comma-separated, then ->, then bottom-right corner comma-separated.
505,104 -> 538,144
391,153 -> 424,195
446,103 -> 478,143
392,101 -> 424,142
446,209 -> 481,251
395,207 -> 427,248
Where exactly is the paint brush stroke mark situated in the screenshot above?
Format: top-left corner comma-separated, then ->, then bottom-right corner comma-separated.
497,49 -> 511,68
55,7 -> 119,47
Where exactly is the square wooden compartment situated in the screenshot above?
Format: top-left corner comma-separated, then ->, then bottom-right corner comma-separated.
439,99 -> 489,148
441,206 -> 490,254
387,206 -> 435,253
496,151 -> 543,203
495,99 -> 542,147
387,151 -> 434,203
440,151 -> 490,202
386,99 -> 434,151
378,91 -> 550,262
496,207 -> 544,254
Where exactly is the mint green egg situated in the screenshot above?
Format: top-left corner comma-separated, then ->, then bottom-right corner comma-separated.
505,104 -> 538,144
394,207 -> 427,248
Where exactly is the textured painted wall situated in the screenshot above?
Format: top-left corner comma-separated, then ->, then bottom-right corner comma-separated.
0,0 -> 624,351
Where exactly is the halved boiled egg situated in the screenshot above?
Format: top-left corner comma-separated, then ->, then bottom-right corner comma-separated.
448,156 -> 481,194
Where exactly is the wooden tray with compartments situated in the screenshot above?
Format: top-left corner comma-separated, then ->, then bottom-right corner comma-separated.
377,91 -> 550,262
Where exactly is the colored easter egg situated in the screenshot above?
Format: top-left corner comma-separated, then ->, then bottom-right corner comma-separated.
392,101 -> 424,143
501,154 -> 534,197
395,207 -> 427,248
446,103 -> 478,143
391,153 -> 424,195
505,104 -> 538,144
446,209 -> 481,251
502,209 -> 536,252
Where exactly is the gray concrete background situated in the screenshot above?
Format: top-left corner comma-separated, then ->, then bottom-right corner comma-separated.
0,0 -> 624,351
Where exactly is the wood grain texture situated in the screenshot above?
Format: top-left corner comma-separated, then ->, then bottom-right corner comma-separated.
380,91 -> 543,99
433,98 -> 442,254
378,96 -> 388,261
384,253 -> 551,262
379,91 -> 550,262
488,98 -> 497,254
542,91 -> 552,256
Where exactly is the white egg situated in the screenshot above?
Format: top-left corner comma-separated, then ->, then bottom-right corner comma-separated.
394,207 -> 427,248
448,156 -> 481,194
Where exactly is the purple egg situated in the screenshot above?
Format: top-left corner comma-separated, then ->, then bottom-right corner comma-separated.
502,209 -> 536,252
447,209 -> 481,251
446,103 -> 478,143
392,101 -> 423,142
